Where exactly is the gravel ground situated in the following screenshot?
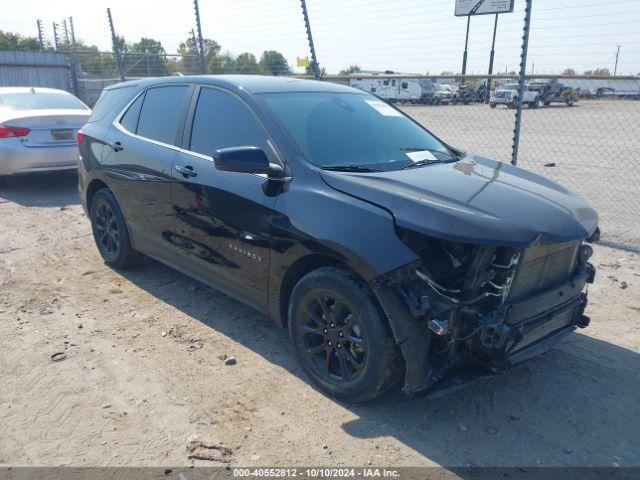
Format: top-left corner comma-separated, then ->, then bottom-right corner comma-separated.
0,166 -> 639,468
401,99 -> 640,249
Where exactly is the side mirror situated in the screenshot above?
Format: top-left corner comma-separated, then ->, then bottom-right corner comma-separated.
213,146 -> 270,174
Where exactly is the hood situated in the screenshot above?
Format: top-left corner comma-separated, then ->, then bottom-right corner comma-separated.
320,155 -> 598,247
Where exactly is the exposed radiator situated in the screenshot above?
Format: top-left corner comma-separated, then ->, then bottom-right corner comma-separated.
509,240 -> 580,302
511,306 -> 574,352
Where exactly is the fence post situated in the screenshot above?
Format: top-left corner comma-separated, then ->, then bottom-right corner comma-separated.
193,0 -> 206,74
52,22 -> 59,51
511,0 -> 532,166
68,16 -> 82,99
107,8 -> 125,81
300,0 -> 321,79
36,20 -> 45,50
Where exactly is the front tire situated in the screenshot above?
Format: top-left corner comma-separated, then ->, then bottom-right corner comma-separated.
90,189 -> 142,268
288,267 -> 401,403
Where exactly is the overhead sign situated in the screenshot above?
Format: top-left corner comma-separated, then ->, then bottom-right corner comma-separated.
455,0 -> 514,16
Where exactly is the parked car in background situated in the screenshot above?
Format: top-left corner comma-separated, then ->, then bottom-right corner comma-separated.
0,87 -> 90,181
528,79 -> 579,106
428,83 -> 455,105
490,82 -> 540,108
78,76 -> 598,403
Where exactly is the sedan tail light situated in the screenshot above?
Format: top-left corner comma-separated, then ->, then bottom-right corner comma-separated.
76,129 -> 86,145
0,125 -> 31,138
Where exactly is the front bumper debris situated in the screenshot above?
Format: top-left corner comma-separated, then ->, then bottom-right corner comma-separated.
372,258 -> 595,397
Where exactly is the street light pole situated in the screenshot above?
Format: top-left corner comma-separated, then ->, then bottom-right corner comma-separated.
486,13 -> 498,103
461,15 -> 471,83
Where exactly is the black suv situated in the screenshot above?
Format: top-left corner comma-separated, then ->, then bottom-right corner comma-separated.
78,76 -> 598,402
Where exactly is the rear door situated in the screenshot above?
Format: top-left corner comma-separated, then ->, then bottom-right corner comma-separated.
170,86 -> 280,311
101,84 -> 192,262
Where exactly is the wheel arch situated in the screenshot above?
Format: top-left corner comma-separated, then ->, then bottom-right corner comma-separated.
277,253 -> 370,329
86,178 -> 110,214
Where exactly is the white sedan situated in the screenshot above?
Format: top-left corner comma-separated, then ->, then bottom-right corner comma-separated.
0,87 -> 90,180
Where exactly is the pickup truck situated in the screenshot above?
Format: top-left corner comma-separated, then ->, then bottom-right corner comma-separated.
490,83 -> 540,108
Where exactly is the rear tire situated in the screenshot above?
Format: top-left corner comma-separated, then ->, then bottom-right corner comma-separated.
90,189 -> 143,269
288,267 -> 401,403
490,103 -> 496,108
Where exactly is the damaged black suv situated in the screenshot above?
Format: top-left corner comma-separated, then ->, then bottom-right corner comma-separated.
78,76 -> 598,402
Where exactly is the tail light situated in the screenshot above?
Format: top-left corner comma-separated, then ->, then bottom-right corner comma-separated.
76,129 -> 86,145
0,125 -> 30,138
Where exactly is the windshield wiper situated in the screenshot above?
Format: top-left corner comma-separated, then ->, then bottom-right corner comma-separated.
322,165 -> 380,172
401,156 -> 460,170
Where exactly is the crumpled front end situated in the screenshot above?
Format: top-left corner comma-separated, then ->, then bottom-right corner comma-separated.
372,228 -> 596,397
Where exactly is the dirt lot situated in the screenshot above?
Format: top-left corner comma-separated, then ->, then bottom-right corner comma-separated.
402,99 -> 640,249
0,172 -> 639,468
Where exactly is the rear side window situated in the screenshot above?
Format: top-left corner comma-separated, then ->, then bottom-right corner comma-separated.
87,86 -> 134,123
120,93 -> 144,133
189,87 -> 270,157
136,86 -> 189,145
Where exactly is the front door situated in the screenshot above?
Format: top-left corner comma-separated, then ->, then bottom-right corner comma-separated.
171,86 -> 280,311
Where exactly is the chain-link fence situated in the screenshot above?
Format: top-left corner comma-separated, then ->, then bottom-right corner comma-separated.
10,0 -> 640,248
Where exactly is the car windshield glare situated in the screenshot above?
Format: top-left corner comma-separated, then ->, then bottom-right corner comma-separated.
0,92 -> 88,111
261,92 -> 450,170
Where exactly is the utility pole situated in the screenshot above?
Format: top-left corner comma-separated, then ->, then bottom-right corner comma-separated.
52,22 -> 60,51
300,0 -> 321,79
107,8 -> 125,81
461,15 -> 471,83
614,45 -> 621,76
36,19 -> 45,50
193,0 -> 206,74
485,13 -> 498,103
511,0 -> 532,166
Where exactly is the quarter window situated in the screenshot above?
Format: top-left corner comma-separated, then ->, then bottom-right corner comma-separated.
189,87 -> 270,158
120,93 -> 144,133
136,86 -> 189,145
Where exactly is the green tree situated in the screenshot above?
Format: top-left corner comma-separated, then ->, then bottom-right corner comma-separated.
338,65 -> 361,76
208,52 -> 236,74
0,31 -> 42,51
124,37 -> 168,76
235,52 -> 259,74
259,50 -> 290,76
584,68 -> 611,77
305,63 -> 327,77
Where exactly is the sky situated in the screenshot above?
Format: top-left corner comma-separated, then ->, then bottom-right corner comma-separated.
4,0 -> 640,76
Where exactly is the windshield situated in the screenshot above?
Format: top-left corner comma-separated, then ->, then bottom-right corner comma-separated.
502,84 -> 518,90
0,91 -> 88,111
261,92 -> 451,170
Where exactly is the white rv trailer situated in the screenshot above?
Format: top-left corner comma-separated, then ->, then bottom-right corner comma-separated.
348,76 -> 422,103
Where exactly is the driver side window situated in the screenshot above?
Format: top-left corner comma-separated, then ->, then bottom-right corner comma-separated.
189,87 -> 272,160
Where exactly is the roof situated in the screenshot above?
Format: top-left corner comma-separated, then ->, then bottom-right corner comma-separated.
0,86 -> 74,95
107,75 -> 358,94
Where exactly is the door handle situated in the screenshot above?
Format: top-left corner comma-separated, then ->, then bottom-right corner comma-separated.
109,141 -> 123,152
175,165 -> 197,178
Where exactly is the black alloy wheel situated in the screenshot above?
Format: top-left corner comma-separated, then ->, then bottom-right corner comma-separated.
288,267 -> 401,403
90,189 -> 142,268
300,293 -> 366,382
94,202 -> 120,258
